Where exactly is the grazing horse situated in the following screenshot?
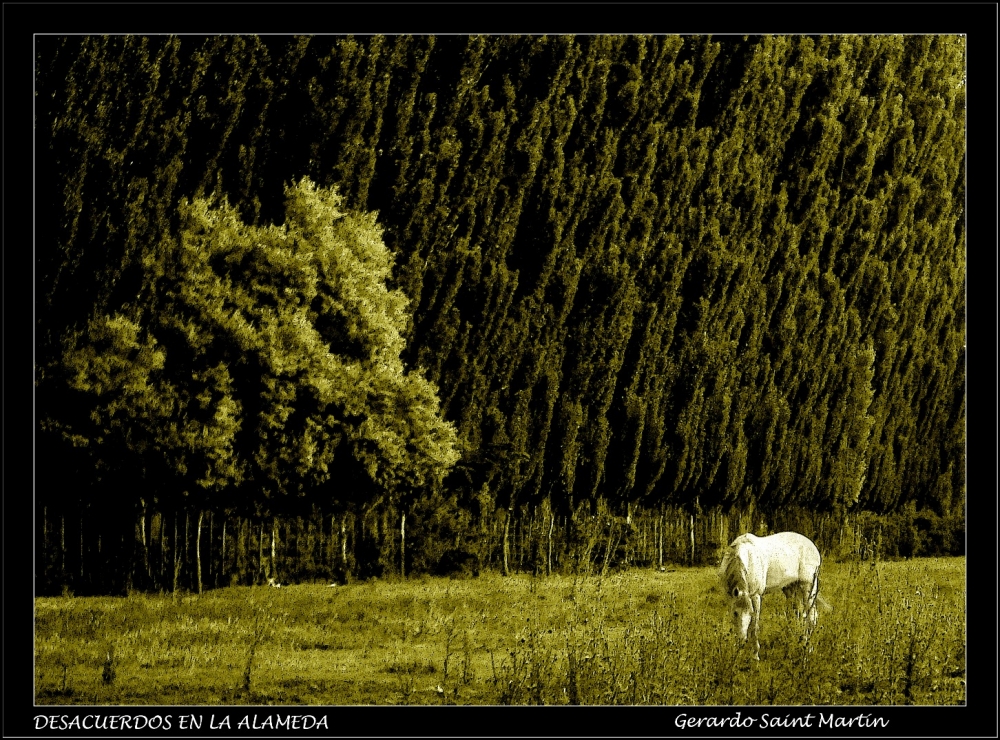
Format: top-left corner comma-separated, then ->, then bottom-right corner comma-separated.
719,531 -> 823,660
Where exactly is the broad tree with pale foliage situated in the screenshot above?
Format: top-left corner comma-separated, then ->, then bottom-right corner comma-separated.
52,178 -> 459,516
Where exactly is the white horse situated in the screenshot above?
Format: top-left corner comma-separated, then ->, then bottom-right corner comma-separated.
719,531 -> 823,660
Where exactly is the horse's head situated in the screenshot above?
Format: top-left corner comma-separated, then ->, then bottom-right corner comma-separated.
729,587 -> 754,640
720,548 -> 755,640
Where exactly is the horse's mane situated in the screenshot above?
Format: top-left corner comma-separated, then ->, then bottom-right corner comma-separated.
720,544 -> 750,600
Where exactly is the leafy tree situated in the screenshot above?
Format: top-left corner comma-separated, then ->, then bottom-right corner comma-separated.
51,178 -> 459,514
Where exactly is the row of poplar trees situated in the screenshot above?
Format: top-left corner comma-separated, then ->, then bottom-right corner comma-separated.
36,35 -> 966,590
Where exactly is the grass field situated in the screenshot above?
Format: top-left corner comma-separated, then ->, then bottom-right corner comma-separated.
35,557 -> 965,705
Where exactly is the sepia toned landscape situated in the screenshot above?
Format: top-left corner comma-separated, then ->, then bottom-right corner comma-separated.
35,34 -> 965,707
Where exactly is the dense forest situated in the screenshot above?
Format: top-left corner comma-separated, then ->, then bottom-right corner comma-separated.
35,35 -> 966,593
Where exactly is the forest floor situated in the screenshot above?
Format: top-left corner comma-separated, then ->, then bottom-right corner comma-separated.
35,557 -> 965,705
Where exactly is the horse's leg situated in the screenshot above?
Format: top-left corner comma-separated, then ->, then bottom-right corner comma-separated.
806,573 -> 820,638
751,594 -> 762,660
809,571 -> 820,629
783,584 -> 803,619
800,572 -> 819,652
798,583 -> 809,621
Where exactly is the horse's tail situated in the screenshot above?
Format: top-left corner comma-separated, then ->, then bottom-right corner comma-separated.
808,568 -> 820,612
810,564 -> 833,613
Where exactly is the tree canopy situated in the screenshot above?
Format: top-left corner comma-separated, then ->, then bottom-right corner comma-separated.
46,178 -> 460,514
36,35 -> 965,529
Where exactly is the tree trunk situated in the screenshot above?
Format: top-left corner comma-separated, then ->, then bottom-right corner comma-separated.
547,512 -> 554,576
300,518 -> 307,575
43,506 -> 49,586
61,513 -> 66,582
341,518 -> 347,569
258,522 -> 264,583
319,514 -> 326,569
271,518 -> 279,581
400,512 -> 406,578
517,515 -> 523,569
512,516 -> 517,570
520,515 -> 526,570
689,513 -> 695,565
196,510 -> 204,594
239,517 -> 247,585
233,516 -> 250,585
221,517 -> 227,587
140,509 -> 151,582
207,510 -> 212,586
502,509 -> 511,576
184,510 -> 191,590
234,517 -> 241,585
173,513 -> 180,593
658,511 -> 663,570
157,514 -> 167,587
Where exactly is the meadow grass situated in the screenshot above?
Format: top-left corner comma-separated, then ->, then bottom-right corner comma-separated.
35,558 -> 965,705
